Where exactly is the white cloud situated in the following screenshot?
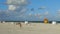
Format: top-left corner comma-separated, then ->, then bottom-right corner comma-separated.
44,11 -> 49,15
29,13 -> 32,17
20,8 -> 27,13
7,0 -> 27,5
57,9 -> 60,14
41,6 -> 46,9
7,0 -> 28,11
57,9 -> 60,11
21,0 -> 26,3
39,6 -> 46,9
8,5 -> 16,11
0,0 -> 29,20
18,15 -> 23,17
33,13 -> 43,19
34,13 -> 41,18
56,9 -> 60,18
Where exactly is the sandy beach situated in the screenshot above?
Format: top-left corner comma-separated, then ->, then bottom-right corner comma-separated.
0,23 -> 60,34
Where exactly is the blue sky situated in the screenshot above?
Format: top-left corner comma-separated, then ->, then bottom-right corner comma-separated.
0,0 -> 60,21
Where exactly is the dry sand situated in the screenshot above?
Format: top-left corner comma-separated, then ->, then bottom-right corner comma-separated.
0,23 -> 60,34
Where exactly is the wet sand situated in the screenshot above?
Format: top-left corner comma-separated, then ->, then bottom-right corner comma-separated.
0,23 -> 60,34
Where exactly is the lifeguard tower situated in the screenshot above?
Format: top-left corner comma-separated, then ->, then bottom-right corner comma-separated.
44,18 -> 48,24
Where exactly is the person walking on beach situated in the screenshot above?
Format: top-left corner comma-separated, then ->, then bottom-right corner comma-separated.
16,22 -> 22,28
19,23 -> 22,28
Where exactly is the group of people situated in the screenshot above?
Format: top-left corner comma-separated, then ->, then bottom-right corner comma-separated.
16,21 -> 29,28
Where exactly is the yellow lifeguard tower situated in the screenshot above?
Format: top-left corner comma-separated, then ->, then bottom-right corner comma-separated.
44,18 -> 48,24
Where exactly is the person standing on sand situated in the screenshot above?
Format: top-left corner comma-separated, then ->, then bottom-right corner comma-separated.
16,22 -> 22,28
19,23 -> 22,28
